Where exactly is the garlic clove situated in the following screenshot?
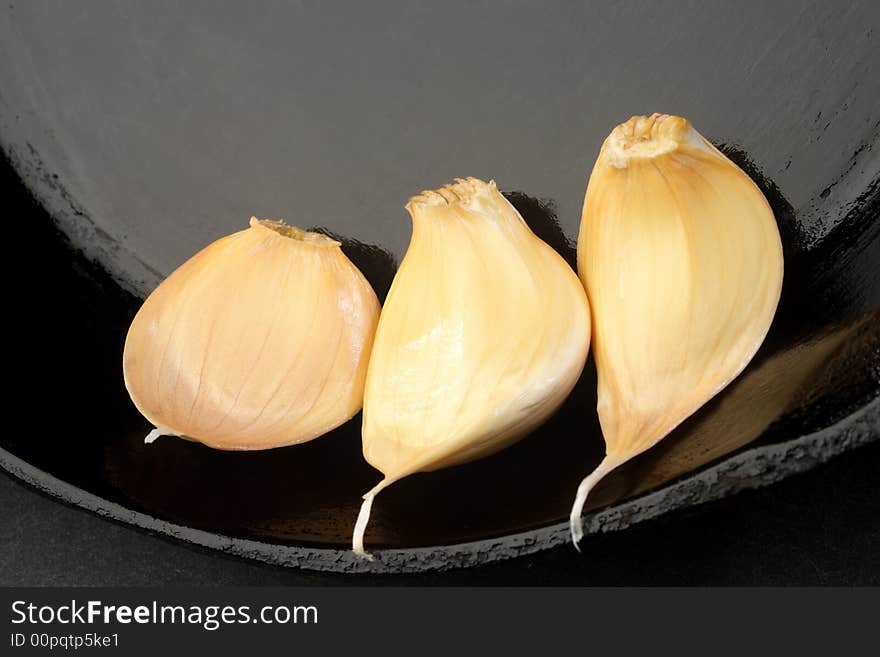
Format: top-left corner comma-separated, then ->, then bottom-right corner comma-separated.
123,217 -> 381,450
354,177 -> 591,558
569,114 -> 784,546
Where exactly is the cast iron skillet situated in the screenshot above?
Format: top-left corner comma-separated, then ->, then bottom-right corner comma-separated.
1,3 -> 878,572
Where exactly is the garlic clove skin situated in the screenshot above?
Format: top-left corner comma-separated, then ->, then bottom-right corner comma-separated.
569,114 -> 784,546
354,177 -> 591,557
123,217 -> 381,450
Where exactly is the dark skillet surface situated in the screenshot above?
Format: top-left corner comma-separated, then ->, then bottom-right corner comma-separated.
4,440 -> 879,585
4,156 -> 880,584
4,148 -> 878,560
1,3 -> 878,570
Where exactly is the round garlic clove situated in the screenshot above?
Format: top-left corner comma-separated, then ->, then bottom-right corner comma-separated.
123,217 -> 380,450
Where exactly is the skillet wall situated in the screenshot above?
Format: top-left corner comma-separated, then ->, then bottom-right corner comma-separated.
1,1 -> 878,295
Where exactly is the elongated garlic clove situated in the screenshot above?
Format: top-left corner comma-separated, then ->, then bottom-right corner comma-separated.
569,114 -> 784,546
123,217 -> 380,450
354,177 -> 591,558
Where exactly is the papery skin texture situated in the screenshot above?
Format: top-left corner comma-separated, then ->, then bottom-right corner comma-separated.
570,114 -> 783,544
123,217 -> 380,450
354,177 -> 591,556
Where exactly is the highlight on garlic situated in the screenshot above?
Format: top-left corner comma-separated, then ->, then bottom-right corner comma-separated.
353,177 -> 591,558
123,217 -> 381,450
569,114 -> 784,547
